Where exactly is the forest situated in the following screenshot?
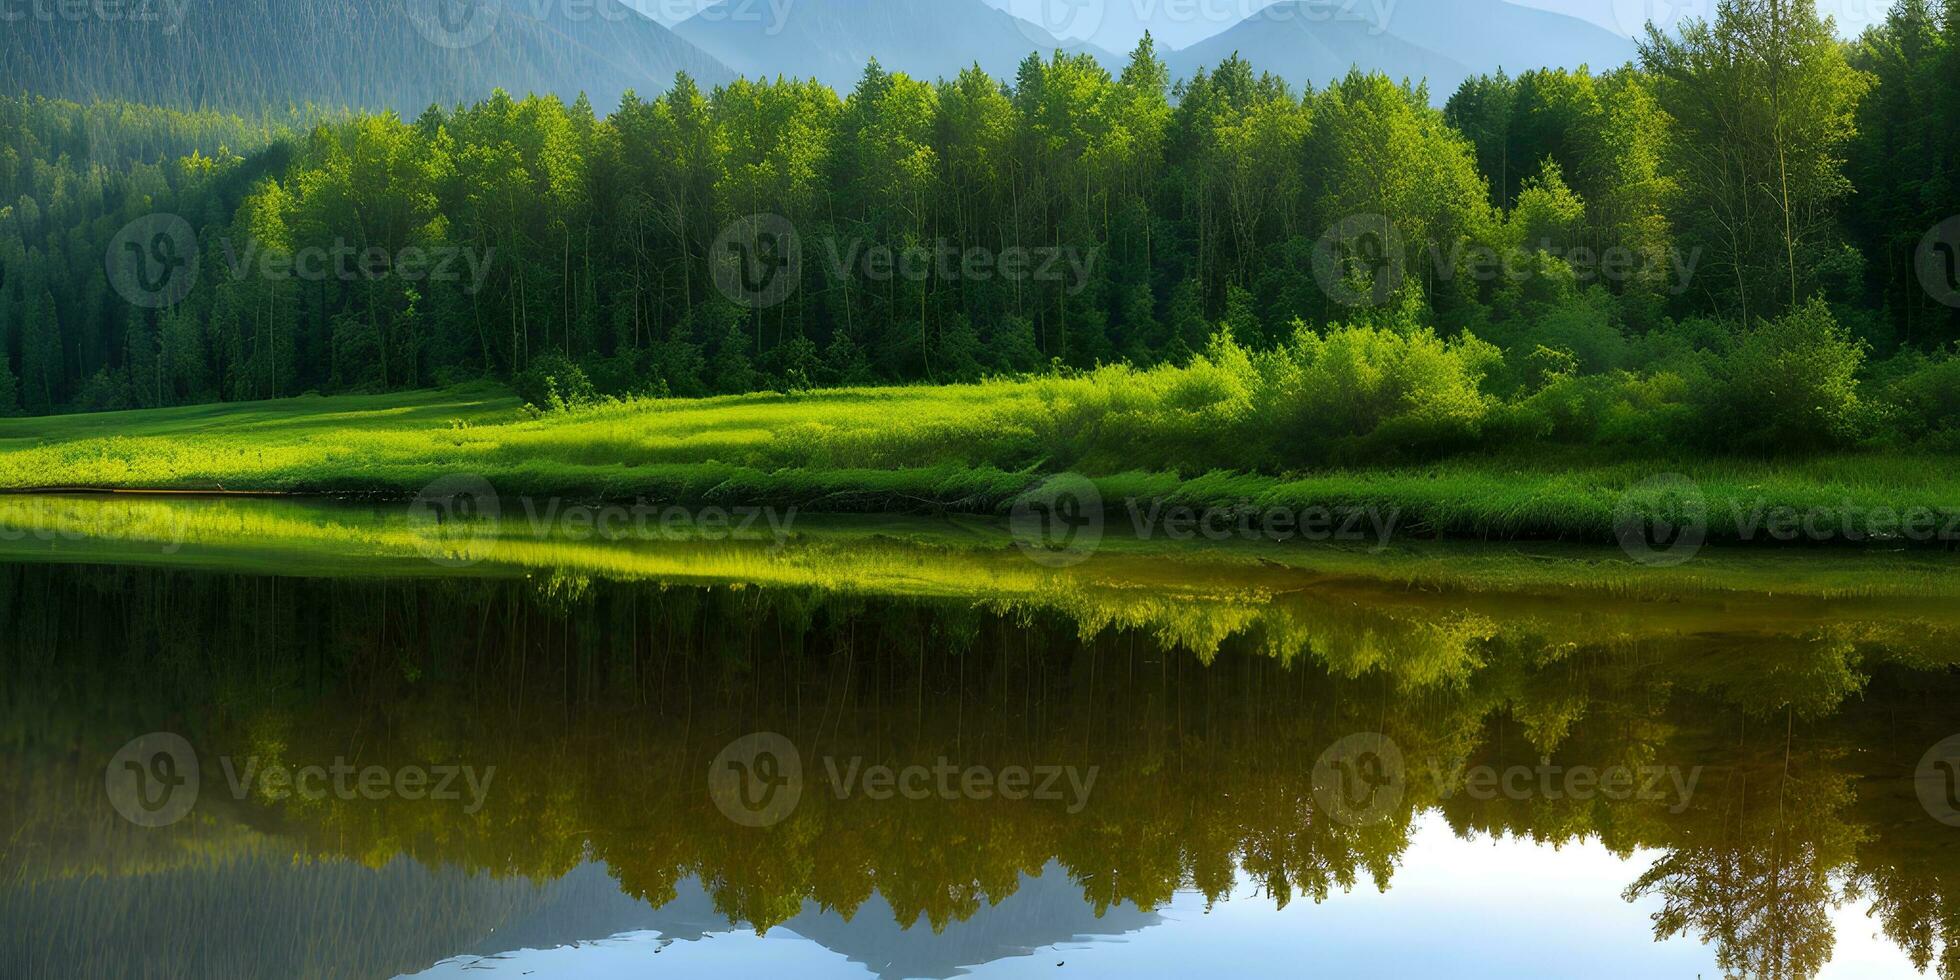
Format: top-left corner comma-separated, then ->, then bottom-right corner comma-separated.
2,0 -> 1959,460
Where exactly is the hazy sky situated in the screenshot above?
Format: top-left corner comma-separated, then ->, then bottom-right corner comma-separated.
634,0 -> 1898,45
1509,0 -> 1895,38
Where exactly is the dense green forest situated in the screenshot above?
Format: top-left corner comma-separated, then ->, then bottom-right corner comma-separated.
2,0 -> 1958,457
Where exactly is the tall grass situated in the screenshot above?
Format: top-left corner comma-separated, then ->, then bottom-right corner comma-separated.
2,338 -> 1957,547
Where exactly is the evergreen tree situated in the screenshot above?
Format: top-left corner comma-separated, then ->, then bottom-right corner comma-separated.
0,347 -> 18,416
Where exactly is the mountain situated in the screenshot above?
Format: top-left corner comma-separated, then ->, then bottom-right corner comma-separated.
0,0 -> 732,114
981,0 -> 1268,52
1164,0 -> 1635,99
674,0 -> 1122,92
1380,0 -> 1638,76
1165,3 -> 1474,98
446,862 -> 1163,979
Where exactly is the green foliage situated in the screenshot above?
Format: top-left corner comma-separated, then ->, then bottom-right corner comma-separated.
1640,0 -> 1869,320
1873,348 -> 1960,443
4,7 -> 1960,460
0,348 -> 17,417
5,383 -> 1960,555
513,351 -> 599,414
1261,323 -> 1500,462
1700,300 -> 1870,452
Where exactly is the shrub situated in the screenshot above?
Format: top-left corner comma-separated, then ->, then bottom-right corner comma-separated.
513,351 -> 600,414
1260,322 -> 1500,463
1699,299 -> 1867,453
1875,350 -> 1960,443
1502,369 -> 1694,448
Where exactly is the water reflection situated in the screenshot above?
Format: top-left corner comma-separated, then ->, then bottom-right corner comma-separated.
0,497 -> 1957,978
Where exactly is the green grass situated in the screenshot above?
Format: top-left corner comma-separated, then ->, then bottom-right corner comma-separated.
1,380 -> 1956,548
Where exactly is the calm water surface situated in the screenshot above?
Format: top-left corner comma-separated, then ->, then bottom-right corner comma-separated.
1,495 -> 1957,978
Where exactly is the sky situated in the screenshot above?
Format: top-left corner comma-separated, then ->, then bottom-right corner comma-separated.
408,817 -> 1919,979
633,0 -> 1899,44
1511,0 -> 1896,38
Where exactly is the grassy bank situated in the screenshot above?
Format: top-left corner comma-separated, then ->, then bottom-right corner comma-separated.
0,381 -> 1955,548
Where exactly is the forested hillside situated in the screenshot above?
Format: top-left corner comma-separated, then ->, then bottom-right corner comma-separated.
1,0 -> 1957,457
0,0 -> 731,114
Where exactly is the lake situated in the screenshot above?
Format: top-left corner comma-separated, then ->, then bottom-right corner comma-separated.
2,494 -> 1957,978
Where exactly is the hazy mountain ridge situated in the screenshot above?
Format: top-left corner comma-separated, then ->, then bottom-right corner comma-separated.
674,0 -> 1124,91
1166,2 -> 1475,97
1164,0 -> 1635,99
0,0 -> 732,114
0,0 -> 1646,117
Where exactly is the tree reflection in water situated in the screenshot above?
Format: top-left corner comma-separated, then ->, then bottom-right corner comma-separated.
0,527 -> 1956,978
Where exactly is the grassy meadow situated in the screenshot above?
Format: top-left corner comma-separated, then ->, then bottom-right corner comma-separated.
1,377 -> 1956,549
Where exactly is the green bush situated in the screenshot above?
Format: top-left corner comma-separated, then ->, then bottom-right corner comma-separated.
1699,300 -> 1868,453
1502,368 -> 1694,448
514,351 -> 600,414
1261,323 -> 1499,462
1876,350 -> 1960,441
